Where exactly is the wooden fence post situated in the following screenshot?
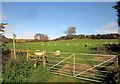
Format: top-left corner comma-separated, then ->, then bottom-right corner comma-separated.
43,50 -> 46,68
18,50 -> 20,56
10,49 -> 14,60
26,50 -> 30,61
73,54 -> 75,77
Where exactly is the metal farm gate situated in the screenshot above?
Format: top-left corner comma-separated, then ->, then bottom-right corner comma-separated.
46,52 -> 118,82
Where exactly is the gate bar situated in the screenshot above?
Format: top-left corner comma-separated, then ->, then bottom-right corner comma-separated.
48,54 -> 74,70
75,56 -> 117,77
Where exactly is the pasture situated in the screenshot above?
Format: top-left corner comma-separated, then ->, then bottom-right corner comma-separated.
5,39 -> 118,53
2,39 -> 118,82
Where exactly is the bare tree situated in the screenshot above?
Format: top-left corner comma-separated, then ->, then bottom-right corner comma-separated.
64,26 -> 76,36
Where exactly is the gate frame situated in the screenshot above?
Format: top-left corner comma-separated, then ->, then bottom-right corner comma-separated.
47,52 -> 117,82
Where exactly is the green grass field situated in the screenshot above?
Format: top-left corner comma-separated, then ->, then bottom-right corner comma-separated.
5,39 -> 118,53
3,39 -> 118,83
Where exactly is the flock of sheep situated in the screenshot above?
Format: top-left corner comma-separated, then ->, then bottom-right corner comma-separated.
34,49 -> 61,57
34,43 -> 92,58
35,42 -> 117,57
41,43 -> 91,47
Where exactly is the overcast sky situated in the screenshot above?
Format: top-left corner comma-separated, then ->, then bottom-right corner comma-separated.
1,2 -> 118,39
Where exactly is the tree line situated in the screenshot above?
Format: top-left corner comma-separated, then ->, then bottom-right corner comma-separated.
2,33 -> 119,43
53,33 -> 120,41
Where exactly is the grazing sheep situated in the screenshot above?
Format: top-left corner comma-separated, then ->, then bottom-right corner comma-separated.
34,50 -> 46,57
85,43 -> 91,47
53,50 -> 60,57
104,42 -> 107,44
35,51 -> 44,56
67,43 -> 69,45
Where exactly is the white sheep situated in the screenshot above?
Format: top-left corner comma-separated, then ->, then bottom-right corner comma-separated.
85,43 -> 91,47
53,50 -> 60,56
67,43 -> 69,45
34,50 -> 45,56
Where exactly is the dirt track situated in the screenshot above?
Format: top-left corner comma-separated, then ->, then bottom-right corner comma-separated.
93,56 -> 113,61
54,64 -> 95,76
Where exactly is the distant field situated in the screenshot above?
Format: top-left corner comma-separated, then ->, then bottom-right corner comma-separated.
5,39 -> 118,53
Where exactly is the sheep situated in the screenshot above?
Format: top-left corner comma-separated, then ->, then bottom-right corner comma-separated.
85,43 -> 91,47
34,50 -> 46,58
104,42 -> 107,44
34,51 -> 44,56
67,43 -> 69,45
53,50 -> 60,57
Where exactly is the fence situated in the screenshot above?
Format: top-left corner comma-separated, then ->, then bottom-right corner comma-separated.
46,52 -> 117,82
10,49 -> 118,82
10,49 -> 47,68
